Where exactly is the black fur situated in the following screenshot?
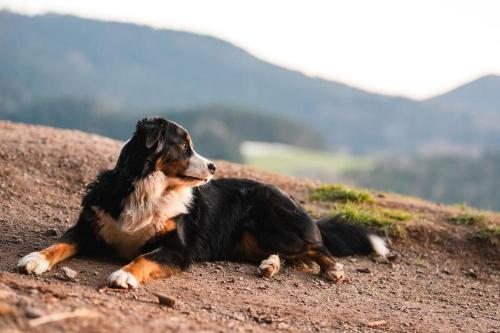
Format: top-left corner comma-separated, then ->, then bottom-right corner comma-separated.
317,217 -> 374,256
29,117 -> 385,285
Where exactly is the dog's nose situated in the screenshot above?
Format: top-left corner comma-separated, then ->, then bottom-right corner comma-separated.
207,163 -> 217,174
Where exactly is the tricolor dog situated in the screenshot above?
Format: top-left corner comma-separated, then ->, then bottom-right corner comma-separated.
17,117 -> 388,288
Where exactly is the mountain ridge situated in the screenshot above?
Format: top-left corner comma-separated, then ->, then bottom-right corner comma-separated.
425,74 -> 500,115
1,11 -> 500,154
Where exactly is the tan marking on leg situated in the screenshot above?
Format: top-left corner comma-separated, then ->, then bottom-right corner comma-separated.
18,242 -> 78,275
122,255 -> 181,284
258,254 -> 281,278
313,251 -> 347,284
308,250 -> 336,271
301,249 -> 348,284
40,242 -> 79,268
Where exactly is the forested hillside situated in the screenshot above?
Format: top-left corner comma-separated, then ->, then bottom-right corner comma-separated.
1,11 -> 499,154
2,97 -> 323,161
347,152 -> 500,211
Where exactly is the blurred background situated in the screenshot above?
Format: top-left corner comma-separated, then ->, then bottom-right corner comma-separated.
1,0 -> 499,210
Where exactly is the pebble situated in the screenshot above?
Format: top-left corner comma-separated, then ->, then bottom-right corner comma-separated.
25,306 -> 45,318
44,228 -> 59,237
58,266 -> 78,280
466,269 -> 478,279
153,293 -> 177,307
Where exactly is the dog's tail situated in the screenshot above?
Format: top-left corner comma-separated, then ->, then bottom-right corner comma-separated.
316,216 -> 389,257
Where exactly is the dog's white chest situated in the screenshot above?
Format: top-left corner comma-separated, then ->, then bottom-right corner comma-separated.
94,218 -> 156,258
93,171 -> 192,259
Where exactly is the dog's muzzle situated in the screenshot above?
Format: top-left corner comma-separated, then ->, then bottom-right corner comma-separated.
183,151 -> 217,181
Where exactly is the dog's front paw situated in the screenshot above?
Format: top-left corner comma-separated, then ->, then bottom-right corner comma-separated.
17,252 -> 50,275
108,269 -> 139,289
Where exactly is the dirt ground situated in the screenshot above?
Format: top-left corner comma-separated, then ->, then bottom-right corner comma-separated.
0,121 -> 499,333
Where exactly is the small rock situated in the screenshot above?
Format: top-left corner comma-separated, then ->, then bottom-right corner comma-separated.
442,268 -> 452,275
202,304 -> 214,311
466,269 -> 478,279
386,253 -> 399,262
58,266 -> 78,280
44,228 -> 59,237
153,292 -> 177,307
356,268 -> 371,274
12,237 -> 23,244
28,289 -> 39,296
25,306 -> 45,318
366,320 -> 387,328
232,313 -> 245,321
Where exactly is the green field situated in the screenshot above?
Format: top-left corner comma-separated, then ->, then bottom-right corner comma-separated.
241,142 -> 373,180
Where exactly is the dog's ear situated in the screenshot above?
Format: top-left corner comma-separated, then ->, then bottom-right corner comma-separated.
136,118 -> 165,152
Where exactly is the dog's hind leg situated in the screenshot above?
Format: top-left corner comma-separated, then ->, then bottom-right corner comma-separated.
302,246 -> 347,283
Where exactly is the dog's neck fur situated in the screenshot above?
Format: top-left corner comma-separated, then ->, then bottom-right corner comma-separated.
119,171 -> 193,233
93,171 -> 193,258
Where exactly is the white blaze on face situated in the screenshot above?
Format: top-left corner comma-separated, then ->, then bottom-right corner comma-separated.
184,150 -> 213,181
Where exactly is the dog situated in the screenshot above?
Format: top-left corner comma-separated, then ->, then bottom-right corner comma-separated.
17,117 -> 388,288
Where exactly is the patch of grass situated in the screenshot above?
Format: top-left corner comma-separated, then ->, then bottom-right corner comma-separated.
382,208 -> 413,222
449,203 -> 486,226
449,213 -> 485,226
310,184 -> 372,203
242,143 -> 373,175
415,258 -> 427,267
452,203 -> 472,211
477,224 -> 500,245
449,207 -> 500,245
330,203 -> 413,235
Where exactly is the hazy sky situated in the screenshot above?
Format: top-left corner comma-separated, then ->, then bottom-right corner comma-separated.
1,0 -> 499,99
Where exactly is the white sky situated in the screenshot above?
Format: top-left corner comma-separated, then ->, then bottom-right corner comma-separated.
1,0 -> 500,99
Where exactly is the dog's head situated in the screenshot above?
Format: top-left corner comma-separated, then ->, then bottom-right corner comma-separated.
117,117 -> 217,187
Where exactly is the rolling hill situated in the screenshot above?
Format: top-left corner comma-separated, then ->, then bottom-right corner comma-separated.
2,97 -> 326,162
426,74 -> 500,115
0,121 -> 499,332
1,11 -> 500,154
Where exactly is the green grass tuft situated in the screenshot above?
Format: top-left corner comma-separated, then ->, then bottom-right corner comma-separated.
329,203 -> 413,235
381,208 -> 413,222
449,213 -> 485,226
310,184 -> 372,203
415,258 -> 427,267
451,203 -> 473,211
449,207 -> 499,245
477,224 -> 500,245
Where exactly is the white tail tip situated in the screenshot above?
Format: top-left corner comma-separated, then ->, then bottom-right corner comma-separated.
368,235 -> 389,257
